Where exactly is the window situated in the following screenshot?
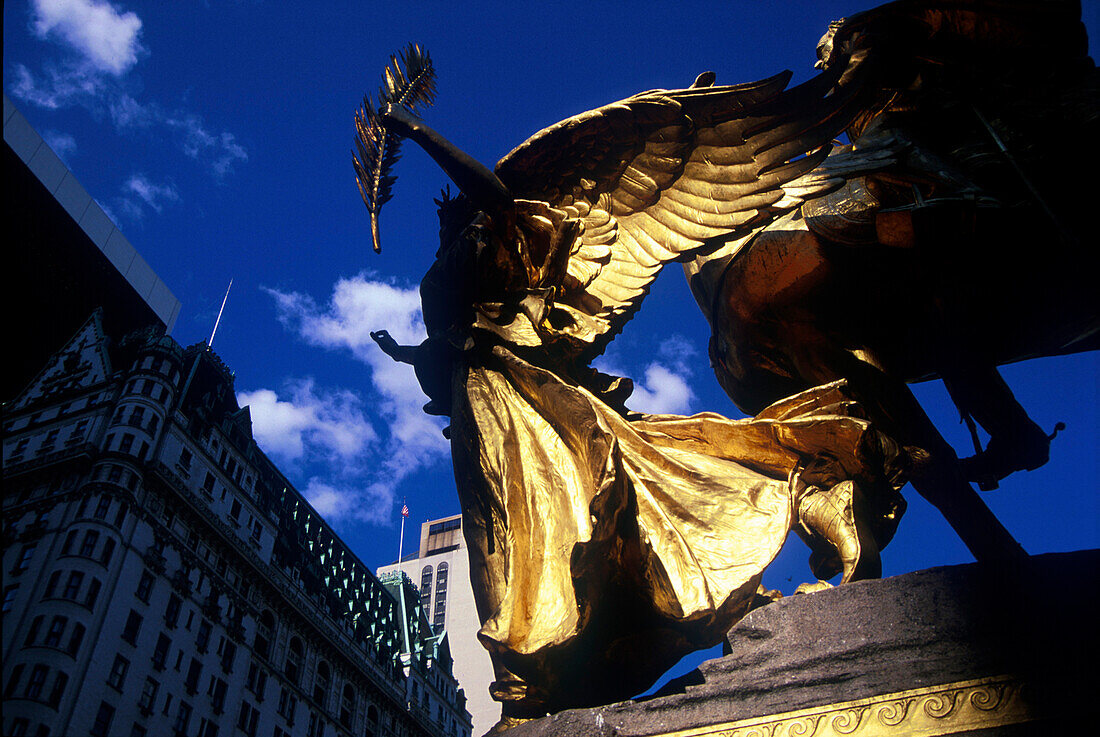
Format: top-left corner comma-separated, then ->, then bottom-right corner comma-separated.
48,670 -> 69,708
209,676 -> 228,714
14,544 -> 37,573
107,654 -> 129,691
5,664 -> 24,698
179,448 -> 193,469
80,530 -> 99,557
153,633 -> 171,670
62,571 -> 84,599
100,538 -> 117,565
94,496 -> 111,520
108,466 -> 123,483
2,585 -> 18,612
122,610 -> 143,645
173,701 -> 193,736
84,578 -> 102,608
138,677 -> 159,714
44,615 -> 67,648
197,718 -> 219,737
313,661 -> 331,705
60,531 -> 78,556
129,407 -> 145,428
420,565 -> 433,613
24,615 -> 44,646
67,623 -> 86,655
277,688 -> 297,723
9,718 -> 29,737
306,711 -> 325,737
184,658 -> 202,694
285,638 -> 303,684
119,434 -> 134,454
229,499 -> 242,523
165,594 -> 182,627
131,724 -> 148,737
254,611 -> 274,659
236,702 -> 259,737
114,503 -> 129,527
245,661 -> 266,701
220,640 -> 237,674
90,702 -> 115,737
136,571 -> 155,603
196,619 -> 212,652
24,664 -> 48,699
42,571 -> 60,599
340,683 -> 356,729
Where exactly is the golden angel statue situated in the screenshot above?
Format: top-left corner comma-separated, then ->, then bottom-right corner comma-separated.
358,45 -> 912,723
353,0 -> 1097,724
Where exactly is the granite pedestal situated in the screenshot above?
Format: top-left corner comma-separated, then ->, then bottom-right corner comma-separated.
504,549 -> 1098,736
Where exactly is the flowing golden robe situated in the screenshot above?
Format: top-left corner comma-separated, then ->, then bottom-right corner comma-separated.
424,201 -> 907,713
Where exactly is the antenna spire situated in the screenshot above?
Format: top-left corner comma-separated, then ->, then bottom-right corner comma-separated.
208,279 -> 233,348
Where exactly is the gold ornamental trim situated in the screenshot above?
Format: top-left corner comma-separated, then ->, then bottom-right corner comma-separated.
657,675 -> 1030,737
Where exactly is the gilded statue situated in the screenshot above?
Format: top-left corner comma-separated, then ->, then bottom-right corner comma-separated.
684,0 -> 1098,563
352,0 -> 1097,727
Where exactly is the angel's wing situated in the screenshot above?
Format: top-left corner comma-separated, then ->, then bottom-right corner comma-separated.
494,65 -> 868,355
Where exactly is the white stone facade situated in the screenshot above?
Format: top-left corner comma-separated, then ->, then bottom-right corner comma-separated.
378,517 -> 498,736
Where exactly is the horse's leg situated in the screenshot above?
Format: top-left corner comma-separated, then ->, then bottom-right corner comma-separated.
942,366 -> 1054,489
793,346 -> 1027,563
712,225 -> 1026,563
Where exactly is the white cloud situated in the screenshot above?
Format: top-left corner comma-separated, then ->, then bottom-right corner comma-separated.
167,114 -> 248,177
13,4 -> 246,182
262,275 -> 450,523
595,334 -> 699,415
123,173 -> 179,213
32,0 -> 144,76
302,479 -> 392,525
238,380 -> 378,467
627,364 -> 695,415
42,130 -> 77,162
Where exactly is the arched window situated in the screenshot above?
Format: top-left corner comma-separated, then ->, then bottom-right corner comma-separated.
286,637 -> 303,684
254,610 -> 275,660
366,705 -> 379,737
419,565 -> 433,616
313,660 -> 330,706
433,563 -> 449,631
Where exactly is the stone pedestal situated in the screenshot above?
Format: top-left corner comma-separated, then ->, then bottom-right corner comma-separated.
505,550 -> 1098,736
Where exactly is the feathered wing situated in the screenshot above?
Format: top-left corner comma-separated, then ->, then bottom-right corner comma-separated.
494,65 -> 869,356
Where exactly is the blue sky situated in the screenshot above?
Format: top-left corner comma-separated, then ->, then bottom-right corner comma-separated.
6,0 -> 1098,669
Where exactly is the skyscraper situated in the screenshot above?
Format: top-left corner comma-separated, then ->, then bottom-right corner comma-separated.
378,516 -> 498,735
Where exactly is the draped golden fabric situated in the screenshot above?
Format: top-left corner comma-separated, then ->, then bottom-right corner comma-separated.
451,343 -> 905,713
425,202 -> 908,715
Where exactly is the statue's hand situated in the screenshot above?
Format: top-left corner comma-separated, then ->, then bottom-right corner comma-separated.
380,103 -> 421,138
370,330 -> 400,357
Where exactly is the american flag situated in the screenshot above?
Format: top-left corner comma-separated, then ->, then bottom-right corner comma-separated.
401,503 -> 409,518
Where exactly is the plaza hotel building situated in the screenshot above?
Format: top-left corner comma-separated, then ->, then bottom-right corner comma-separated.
2,95 -> 473,737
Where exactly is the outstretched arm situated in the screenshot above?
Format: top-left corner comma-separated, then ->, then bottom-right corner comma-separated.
381,104 -> 515,217
370,330 -> 419,365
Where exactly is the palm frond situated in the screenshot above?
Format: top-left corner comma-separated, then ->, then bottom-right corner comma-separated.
353,43 -> 437,253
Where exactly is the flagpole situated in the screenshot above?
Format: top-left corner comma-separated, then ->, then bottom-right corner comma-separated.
208,278 -> 233,348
